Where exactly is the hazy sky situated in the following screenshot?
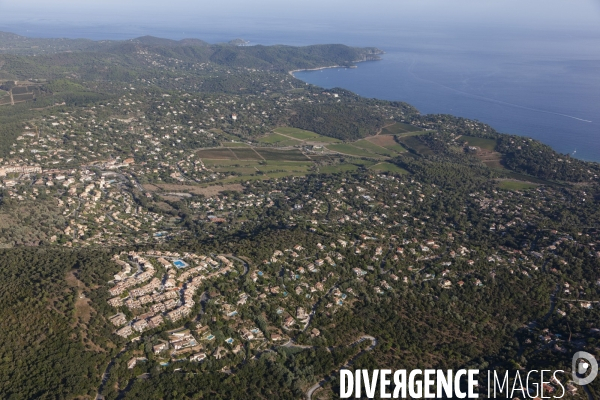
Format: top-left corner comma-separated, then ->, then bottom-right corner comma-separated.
0,0 -> 599,42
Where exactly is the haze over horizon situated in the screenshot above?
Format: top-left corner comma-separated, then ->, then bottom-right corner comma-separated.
1,0 -> 599,45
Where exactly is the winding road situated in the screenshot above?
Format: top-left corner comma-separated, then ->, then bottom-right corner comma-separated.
305,335 -> 377,400
223,254 -> 250,275
96,346 -> 128,399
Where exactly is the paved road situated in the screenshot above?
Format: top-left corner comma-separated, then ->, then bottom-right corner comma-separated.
305,335 -> 377,400
96,346 -> 127,399
224,254 -> 250,275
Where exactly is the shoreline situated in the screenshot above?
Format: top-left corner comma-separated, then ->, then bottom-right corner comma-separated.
289,56 -> 598,164
288,57 -> 381,77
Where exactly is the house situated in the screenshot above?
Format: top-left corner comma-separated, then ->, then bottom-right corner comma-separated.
109,313 -> 127,327
127,357 -> 147,369
213,347 -> 228,359
190,352 -> 206,362
171,336 -> 197,350
132,319 -> 149,332
296,307 -> 308,320
284,316 -> 295,328
148,315 -> 164,329
116,325 -> 133,338
240,328 -> 254,340
153,342 -> 169,354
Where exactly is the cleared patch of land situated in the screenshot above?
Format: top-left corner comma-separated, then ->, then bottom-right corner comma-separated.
397,136 -> 435,156
462,136 -> 505,169
197,148 -> 237,159
326,143 -> 382,158
463,136 -> 497,151
221,142 -> 250,147
369,162 -> 410,174
318,164 -> 360,174
148,183 -> 244,196
497,180 -> 538,190
231,148 -> 264,160
380,122 -> 422,135
264,127 -> 341,144
274,127 -> 322,140
257,133 -> 301,145
255,148 -> 310,161
353,139 -> 397,157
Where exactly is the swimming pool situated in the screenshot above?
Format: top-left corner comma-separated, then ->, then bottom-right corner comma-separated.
173,259 -> 188,269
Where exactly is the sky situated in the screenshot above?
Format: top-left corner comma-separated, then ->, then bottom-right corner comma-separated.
0,0 -> 599,42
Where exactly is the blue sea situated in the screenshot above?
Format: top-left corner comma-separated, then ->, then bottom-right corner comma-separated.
2,22 -> 599,161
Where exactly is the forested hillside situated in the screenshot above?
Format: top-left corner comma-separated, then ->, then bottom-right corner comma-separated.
0,32 -> 599,400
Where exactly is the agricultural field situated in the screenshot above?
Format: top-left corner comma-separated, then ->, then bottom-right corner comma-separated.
230,148 -> 264,160
317,163 -> 360,174
221,142 -> 250,147
258,161 -> 313,173
366,135 -> 407,153
497,180 -> 538,190
463,136 -> 497,151
202,159 -> 258,167
257,133 -> 300,146
254,148 -> 310,161
369,162 -> 410,174
199,146 -> 311,163
326,143 -> 380,158
353,139 -> 397,157
273,127 -> 341,143
12,93 -> 34,102
380,122 -> 422,135
327,138 -> 405,158
397,136 -> 435,156
197,148 -> 238,159
274,127 -> 321,140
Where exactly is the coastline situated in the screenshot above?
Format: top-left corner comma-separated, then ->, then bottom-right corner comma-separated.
288,57 -> 381,77
290,53 -> 599,163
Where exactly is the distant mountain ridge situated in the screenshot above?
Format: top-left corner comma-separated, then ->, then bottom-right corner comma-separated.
0,31 -> 383,77
0,31 -> 382,66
